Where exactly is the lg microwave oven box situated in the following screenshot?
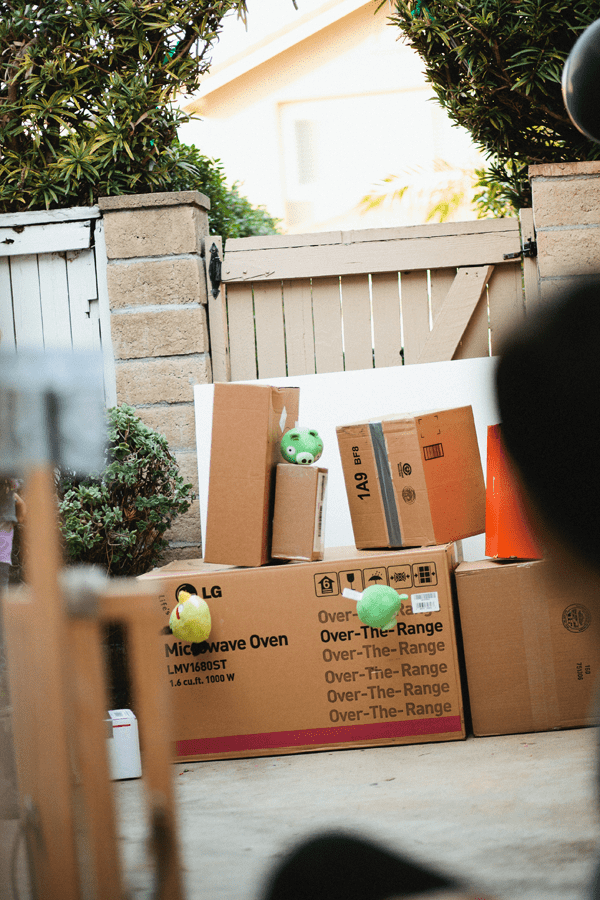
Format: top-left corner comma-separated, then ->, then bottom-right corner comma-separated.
271,464 -> 328,561
454,558 -> 600,736
485,424 -> 543,560
139,544 -> 466,762
203,383 -> 300,568
336,406 -> 485,550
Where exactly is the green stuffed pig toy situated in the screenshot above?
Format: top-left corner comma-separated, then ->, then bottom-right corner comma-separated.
280,428 -> 323,465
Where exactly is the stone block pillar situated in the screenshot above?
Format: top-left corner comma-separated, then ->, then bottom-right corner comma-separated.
98,191 -> 212,562
530,161 -> 600,303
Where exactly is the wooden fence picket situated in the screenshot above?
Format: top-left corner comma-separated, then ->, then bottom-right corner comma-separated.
0,207 -> 117,404
370,271 -> 402,368
215,216 -> 537,381
281,278 -> 316,376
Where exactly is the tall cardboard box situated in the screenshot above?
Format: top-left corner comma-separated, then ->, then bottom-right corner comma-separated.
271,464 -> 328,561
204,383 -> 300,567
485,424 -> 543,560
139,544 -> 466,761
455,558 -> 600,736
336,406 -> 485,550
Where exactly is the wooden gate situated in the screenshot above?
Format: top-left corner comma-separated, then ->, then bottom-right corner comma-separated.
0,206 -> 116,405
208,210 -> 539,383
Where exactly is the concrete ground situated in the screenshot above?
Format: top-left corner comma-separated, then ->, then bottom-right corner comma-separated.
1,727 -> 599,899
104,727 -> 600,900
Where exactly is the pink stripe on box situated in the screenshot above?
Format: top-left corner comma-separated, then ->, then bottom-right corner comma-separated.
176,716 -> 462,757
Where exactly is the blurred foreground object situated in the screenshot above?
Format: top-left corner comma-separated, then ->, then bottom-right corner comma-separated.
496,278 -> 600,571
563,18 -> 600,142
0,350 -> 106,476
0,351 -> 183,900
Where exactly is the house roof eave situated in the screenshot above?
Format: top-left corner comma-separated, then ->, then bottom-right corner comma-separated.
183,0 -> 382,111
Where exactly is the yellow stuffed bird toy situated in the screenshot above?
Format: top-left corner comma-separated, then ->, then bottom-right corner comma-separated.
169,591 -> 212,643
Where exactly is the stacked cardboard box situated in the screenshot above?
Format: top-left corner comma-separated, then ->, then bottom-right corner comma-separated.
142,384 -> 596,756
336,406 -> 486,550
455,558 -> 600,735
139,387 -> 490,761
271,464 -> 328,562
453,424 -> 600,737
140,543 -> 467,762
335,406 -> 600,739
203,383 -> 301,567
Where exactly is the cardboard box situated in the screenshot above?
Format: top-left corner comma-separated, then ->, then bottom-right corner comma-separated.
203,383 -> 300,567
139,544 -> 466,761
336,406 -> 485,550
455,558 -> 600,736
271,464 -> 328,561
485,424 -> 543,560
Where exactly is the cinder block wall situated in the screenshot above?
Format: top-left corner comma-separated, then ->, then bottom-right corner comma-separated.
99,191 -> 212,562
530,161 -> 600,303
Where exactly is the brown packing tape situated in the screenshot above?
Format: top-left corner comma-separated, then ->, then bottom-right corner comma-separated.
369,422 -> 402,546
336,423 -> 390,548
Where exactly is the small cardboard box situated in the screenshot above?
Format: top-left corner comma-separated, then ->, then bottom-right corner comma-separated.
139,544 -> 466,761
203,383 -> 300,567
271,464 -> 328,561
455,558 -> 600,736
485,424 -> 543,560
336,406 -> 485,550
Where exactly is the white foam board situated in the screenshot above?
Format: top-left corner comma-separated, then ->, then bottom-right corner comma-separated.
194,358 -> 500,562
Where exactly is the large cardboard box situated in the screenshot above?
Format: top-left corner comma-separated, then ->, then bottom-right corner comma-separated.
203,383 -> 300,567
455,558 -> 600,736
485,424 -> 543,560
271,464 -> 328,561
336,406 -> 485,550
139,544 -> 466,761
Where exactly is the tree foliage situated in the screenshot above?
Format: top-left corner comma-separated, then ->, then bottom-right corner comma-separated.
0,0 -> 251,218
57,405 -> 195,576
390,0 -> 600,213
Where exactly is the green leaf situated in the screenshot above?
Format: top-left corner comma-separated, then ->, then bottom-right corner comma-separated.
56,404 -> 196,576
0,0 -> 267,227
389,0 -> 600,213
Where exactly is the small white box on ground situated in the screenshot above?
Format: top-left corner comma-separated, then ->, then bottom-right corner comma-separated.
106,709 -> 142,780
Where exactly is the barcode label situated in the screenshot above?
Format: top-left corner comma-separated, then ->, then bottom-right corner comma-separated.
411,591 -> 440,613
313,471 -> 328,554
423,443 -> 444,460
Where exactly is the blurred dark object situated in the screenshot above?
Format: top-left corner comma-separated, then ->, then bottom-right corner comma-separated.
261,831 -> 457,900
495,278 -> 600,573
103,622 -> 133,711
563,18 -> 600,142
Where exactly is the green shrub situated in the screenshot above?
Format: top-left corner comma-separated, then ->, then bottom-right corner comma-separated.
220,181 -> 283,238
0,0 -> 282,237
389,0 -> 600,215
57,405 -> 195,577
0,0 -> 266,229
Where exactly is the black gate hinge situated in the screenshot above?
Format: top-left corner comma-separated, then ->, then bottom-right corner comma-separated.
503,239 -> 537,261
208,242 -> 222,298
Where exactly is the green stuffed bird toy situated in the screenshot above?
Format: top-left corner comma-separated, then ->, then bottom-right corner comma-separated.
169,591 -> 212,643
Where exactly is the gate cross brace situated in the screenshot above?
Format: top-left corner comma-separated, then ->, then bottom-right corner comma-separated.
417,265 -> 495,365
